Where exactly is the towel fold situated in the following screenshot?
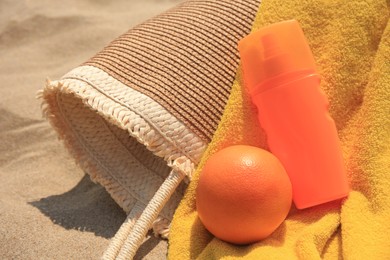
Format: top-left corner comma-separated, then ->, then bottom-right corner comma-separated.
169,0 -> 390,259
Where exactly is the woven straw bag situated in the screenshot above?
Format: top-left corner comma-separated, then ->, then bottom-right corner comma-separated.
39,0 -> 259,258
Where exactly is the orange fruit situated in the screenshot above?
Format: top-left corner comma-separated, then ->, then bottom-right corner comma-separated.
196,145 -> 292,244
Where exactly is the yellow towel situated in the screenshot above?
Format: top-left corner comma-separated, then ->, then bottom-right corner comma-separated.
169,0 -> 390,259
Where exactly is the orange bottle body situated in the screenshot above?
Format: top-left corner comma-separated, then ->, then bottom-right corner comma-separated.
238,20 -> 350,209
252,72 -> 349,209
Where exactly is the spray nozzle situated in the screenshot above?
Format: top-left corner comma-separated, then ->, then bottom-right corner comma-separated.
238,20 -> 317,93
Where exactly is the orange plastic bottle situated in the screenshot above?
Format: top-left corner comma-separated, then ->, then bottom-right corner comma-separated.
238,20 -> 349,209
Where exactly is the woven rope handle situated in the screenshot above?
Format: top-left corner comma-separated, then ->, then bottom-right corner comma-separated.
102,202 -> 143,259
102,169 -> 185,259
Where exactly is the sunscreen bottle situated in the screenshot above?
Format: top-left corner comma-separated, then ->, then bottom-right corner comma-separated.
238,20 -> 349,209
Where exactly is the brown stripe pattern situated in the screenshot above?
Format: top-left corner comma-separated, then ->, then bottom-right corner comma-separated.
85,0 -> 260,142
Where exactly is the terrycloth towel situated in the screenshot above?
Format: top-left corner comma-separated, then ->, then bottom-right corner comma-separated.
169,0 -> 390,259
39,0 -> 260,258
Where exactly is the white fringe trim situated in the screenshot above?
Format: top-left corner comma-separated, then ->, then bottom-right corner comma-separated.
152,217 -> 171,239
38,65 -> 206,233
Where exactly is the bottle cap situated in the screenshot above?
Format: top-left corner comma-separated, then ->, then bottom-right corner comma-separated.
238,20 -> 317,93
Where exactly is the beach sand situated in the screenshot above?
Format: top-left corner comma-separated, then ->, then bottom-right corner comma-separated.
0,0 -> 182,258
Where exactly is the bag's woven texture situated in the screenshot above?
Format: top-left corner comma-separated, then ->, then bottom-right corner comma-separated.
84,0 -> 259,142
39,0 -> 260,258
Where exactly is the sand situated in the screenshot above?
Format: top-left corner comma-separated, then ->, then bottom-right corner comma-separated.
0,0 -> 183,259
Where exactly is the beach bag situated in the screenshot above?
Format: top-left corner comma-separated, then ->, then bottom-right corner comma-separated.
39,0 -> 260,258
